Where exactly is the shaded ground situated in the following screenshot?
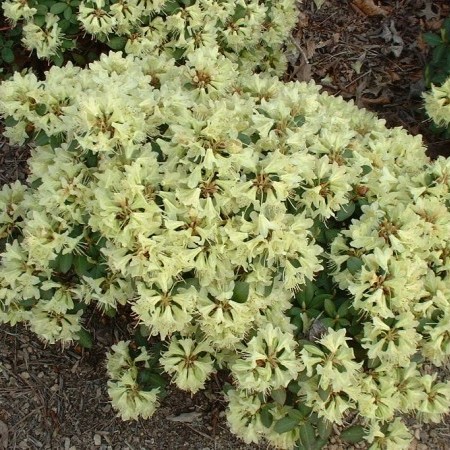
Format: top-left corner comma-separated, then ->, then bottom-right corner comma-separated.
1,1 -> 450,449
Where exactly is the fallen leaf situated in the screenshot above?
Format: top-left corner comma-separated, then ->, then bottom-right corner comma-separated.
0,421 -> 8,450
418,1 -> 440,21
352,0 -> 389,17
167,411 -> 202,423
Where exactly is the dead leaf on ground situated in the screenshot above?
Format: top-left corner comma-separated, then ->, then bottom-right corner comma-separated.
0,420 -> 8,450
167,411 -> 203,423
351,0 -> 389,17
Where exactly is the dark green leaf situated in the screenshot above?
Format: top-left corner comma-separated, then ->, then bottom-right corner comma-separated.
76,328 -> 93,349
336,202 -> 355,221
62,39 -> 75,49
36,4 -> 49,14
51,52 -> 65,67
34,15 -> 46,27
108,36 -> 128,50
137,370 -> 167,389
297,403 -> 313,417
1,47 -> 14,64
232,4 -> 247,21
5,116 -> 19,127
58,18 -> 71,32
50,2 -> 68,14
73,255 -> 91,276
432,44 -> 446,66
310,294 -> 332,309
163,0 -> 181,15
260,404 -> 273,428
63,6 -> 73,20
238,133 -> 252,145
19,298 -> 37,308
324,228 -> 339,243
340,425 -> 366,443
34,130 -> 50,146
232,281 -> 249,303
321,317 -> 335,328
271,388 -> 286,406
35,103 -> 47,116
423,32 -> 442,47
337,299 -> 351,317
347,256 -> 363,275
72,53 -> 86,66
318,387 -> 330,402
299,421 -> 316,450
57,252 -> 73,274
293,115 -> 305,127
317,418 -> 333,440
274,416 -> 299,434
324,298 -> 336,317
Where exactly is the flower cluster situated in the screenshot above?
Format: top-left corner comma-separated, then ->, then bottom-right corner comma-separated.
0,50 -> 450,449
2,0 -> 297,75
424,76 -> 450,129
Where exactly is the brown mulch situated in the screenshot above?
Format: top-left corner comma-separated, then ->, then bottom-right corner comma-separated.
1,1 -> 450,449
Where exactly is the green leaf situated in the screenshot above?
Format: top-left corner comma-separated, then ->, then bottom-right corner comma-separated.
163,0 -> 181,15
63,6 -> 73,20
310,294 -> 332,309
274,416 -> 299,434
76,328 -> 93,349
57,252 -> 73,274
299,422 -> 316,450
232,4 -> 247,21
35,103 -> 47,116
324,228 -> 339,243
324,298 -> 336,317
297,403 -> 313,417
19,298 -> 37,308
50,2 -> 68,14
50,134 -> 64,148
34,130 -> 50,146
73,255 -> 91,276
337,299 -> 351,317
51,52 -> 65,67
260,404 -> 274,428
1,47 -> 14,64
340,425 -> 366,443
34,15 -> 46,27
232,281 -> 249,303
238,133 -> 252,146
36,4 -> 49,15
4,116 -> 19,127
271,388 -> 286,406
347,256 -> 363,275
62,39 -> 75,49
335,202 -> 355,221
317,418 -> 333,440
58,18 -> 71,32
108,36 -> 128,50
423,32 -> 442,47
293,115 -> 305,127
321,317 -> 335,328
137,370 -> 167,389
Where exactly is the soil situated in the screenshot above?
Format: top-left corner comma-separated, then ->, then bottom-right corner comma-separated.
0,1 -> 449,449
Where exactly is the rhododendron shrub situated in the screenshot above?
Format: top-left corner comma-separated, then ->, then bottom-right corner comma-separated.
0,51 -> 450,450
1,0 -> 297,75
